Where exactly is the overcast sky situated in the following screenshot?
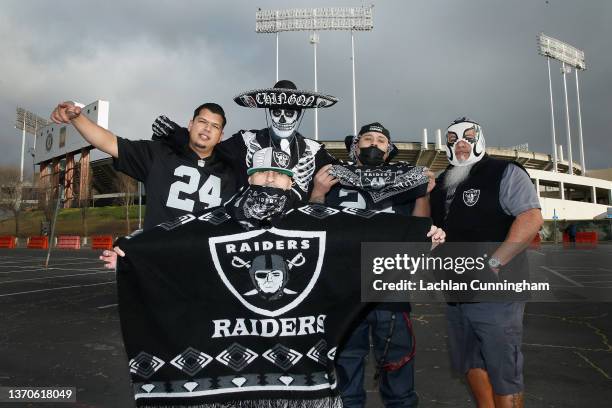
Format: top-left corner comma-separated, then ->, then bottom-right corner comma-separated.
2,0 -> 611,177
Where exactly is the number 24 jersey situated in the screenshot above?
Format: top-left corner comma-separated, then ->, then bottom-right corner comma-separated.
113,137 -> 238,230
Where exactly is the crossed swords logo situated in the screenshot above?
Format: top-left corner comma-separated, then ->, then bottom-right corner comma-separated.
232,252 -> 306,297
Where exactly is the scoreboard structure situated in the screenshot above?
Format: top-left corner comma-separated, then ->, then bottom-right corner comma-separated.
36,100 -> 109,208
35,100 -> 109,164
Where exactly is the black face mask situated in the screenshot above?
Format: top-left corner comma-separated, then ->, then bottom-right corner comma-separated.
358,146 -> 386,166
229,185 -> 296,229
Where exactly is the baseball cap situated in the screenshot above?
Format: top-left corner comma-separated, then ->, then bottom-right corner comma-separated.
247,147 -> 294,177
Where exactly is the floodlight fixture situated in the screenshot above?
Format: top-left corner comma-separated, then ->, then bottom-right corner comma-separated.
256,6 -> 374,137
537,33 -> 588,175
15,107 -> 49,182
538,33 -> 586,71
15,107 -> 49,135
256,7 -> 373,33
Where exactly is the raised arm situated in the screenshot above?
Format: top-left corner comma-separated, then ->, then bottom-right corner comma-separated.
411,168 -> 435,217
50,101 -> 118,158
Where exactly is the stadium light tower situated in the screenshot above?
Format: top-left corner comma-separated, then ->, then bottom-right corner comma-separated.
538,33 -> 587,175
15,107 -> 49,182
256,6 -> 374,139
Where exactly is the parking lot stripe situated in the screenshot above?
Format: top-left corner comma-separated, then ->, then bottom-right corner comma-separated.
540,266 -> 584,287
0,271 -> 114,284
0,281 -> 114,297
0,267 -> 105,275
574,352 -> 612,381
97,303 -> 118,309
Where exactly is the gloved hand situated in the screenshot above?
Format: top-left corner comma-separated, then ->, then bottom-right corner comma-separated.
152,115 -> 190,149
152,115 -> 180,141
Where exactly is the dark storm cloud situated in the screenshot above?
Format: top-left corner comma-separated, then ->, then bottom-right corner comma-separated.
1,0 -> 611,173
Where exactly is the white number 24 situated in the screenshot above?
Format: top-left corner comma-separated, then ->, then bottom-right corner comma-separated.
166,165 -> 222,212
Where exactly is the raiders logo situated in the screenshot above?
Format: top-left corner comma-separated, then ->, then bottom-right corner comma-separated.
273,151 -> 290,168
463,189 -> 480,207
209,227 -> 326,317
244,190 -> 287,220
358,169 -> 397,190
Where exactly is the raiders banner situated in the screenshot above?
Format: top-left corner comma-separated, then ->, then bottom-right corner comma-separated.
115,205 -> 431,407
329,163 -> 429,207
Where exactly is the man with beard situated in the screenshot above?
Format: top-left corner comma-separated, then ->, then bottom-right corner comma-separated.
113,146 -> 445,408
429,117 -> 542,408
152,80 -> 339,202
309,122 -> 435,408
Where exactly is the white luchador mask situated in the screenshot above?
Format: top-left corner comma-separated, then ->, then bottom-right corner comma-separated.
269,108 -> 302,139
445,118 -> 486,167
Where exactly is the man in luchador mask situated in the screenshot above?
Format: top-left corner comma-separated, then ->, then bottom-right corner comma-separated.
152,80 -> 339,202
430,117 -> 543,408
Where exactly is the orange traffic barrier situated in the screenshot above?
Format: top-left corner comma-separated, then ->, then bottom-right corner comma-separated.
57,235 -> 81,249
91,235 -> 114,250
562,232 -> 571,249
27,236 -> 49,249
0,235 -> 17,248
529,233 -> 541,250
576,231 -> 597,249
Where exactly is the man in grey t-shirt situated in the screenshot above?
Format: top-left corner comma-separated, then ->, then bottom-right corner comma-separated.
430,117 -> 543,408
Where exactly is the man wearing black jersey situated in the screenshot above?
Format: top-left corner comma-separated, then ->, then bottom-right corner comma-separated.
309,122 -> 435,408
51,101 -> 237,230
152,80 -> 339,202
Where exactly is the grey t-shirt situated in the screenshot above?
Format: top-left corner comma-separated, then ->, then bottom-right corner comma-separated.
444,163 -> 540,216
499,164 -> 541,216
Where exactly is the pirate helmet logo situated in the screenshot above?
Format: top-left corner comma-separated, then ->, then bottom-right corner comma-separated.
273,151 -> 290,168
237,253 -> 305,301
359,169 -> 397,190
462,188 -> 480,207
209,228 -> 326,317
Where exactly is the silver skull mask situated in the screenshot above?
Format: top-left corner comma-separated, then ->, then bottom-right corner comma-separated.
269,108 -> 301,139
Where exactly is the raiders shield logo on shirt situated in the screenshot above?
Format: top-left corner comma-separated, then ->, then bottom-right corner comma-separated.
463,189 -> 480,207
358,168 -> 397,190
209,227 -> 326,317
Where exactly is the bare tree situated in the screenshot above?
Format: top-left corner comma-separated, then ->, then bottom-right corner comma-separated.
0,166 -> 22,236
115,173 -> 137,235
35,171 -> 57,232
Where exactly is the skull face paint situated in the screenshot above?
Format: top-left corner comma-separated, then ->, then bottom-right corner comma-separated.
269,108 -> 301,139
445,120 -> 486,167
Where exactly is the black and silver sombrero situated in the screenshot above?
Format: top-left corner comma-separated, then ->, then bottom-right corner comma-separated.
234,79 -> 338,109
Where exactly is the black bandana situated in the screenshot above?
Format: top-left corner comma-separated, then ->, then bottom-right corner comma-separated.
329,163 -> 429,207
228,186 -> 296,229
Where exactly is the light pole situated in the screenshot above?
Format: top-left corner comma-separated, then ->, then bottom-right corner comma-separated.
538,33 -> 587,175
310,31 -> 319,139
545,57 -> 558,172
351,30 -> 357,135
561,62 -> 574,175
575,68 -> 586,174
256,6 -> 373,139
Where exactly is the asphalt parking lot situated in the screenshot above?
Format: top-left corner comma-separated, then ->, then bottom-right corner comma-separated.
1,247 -> 611,407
